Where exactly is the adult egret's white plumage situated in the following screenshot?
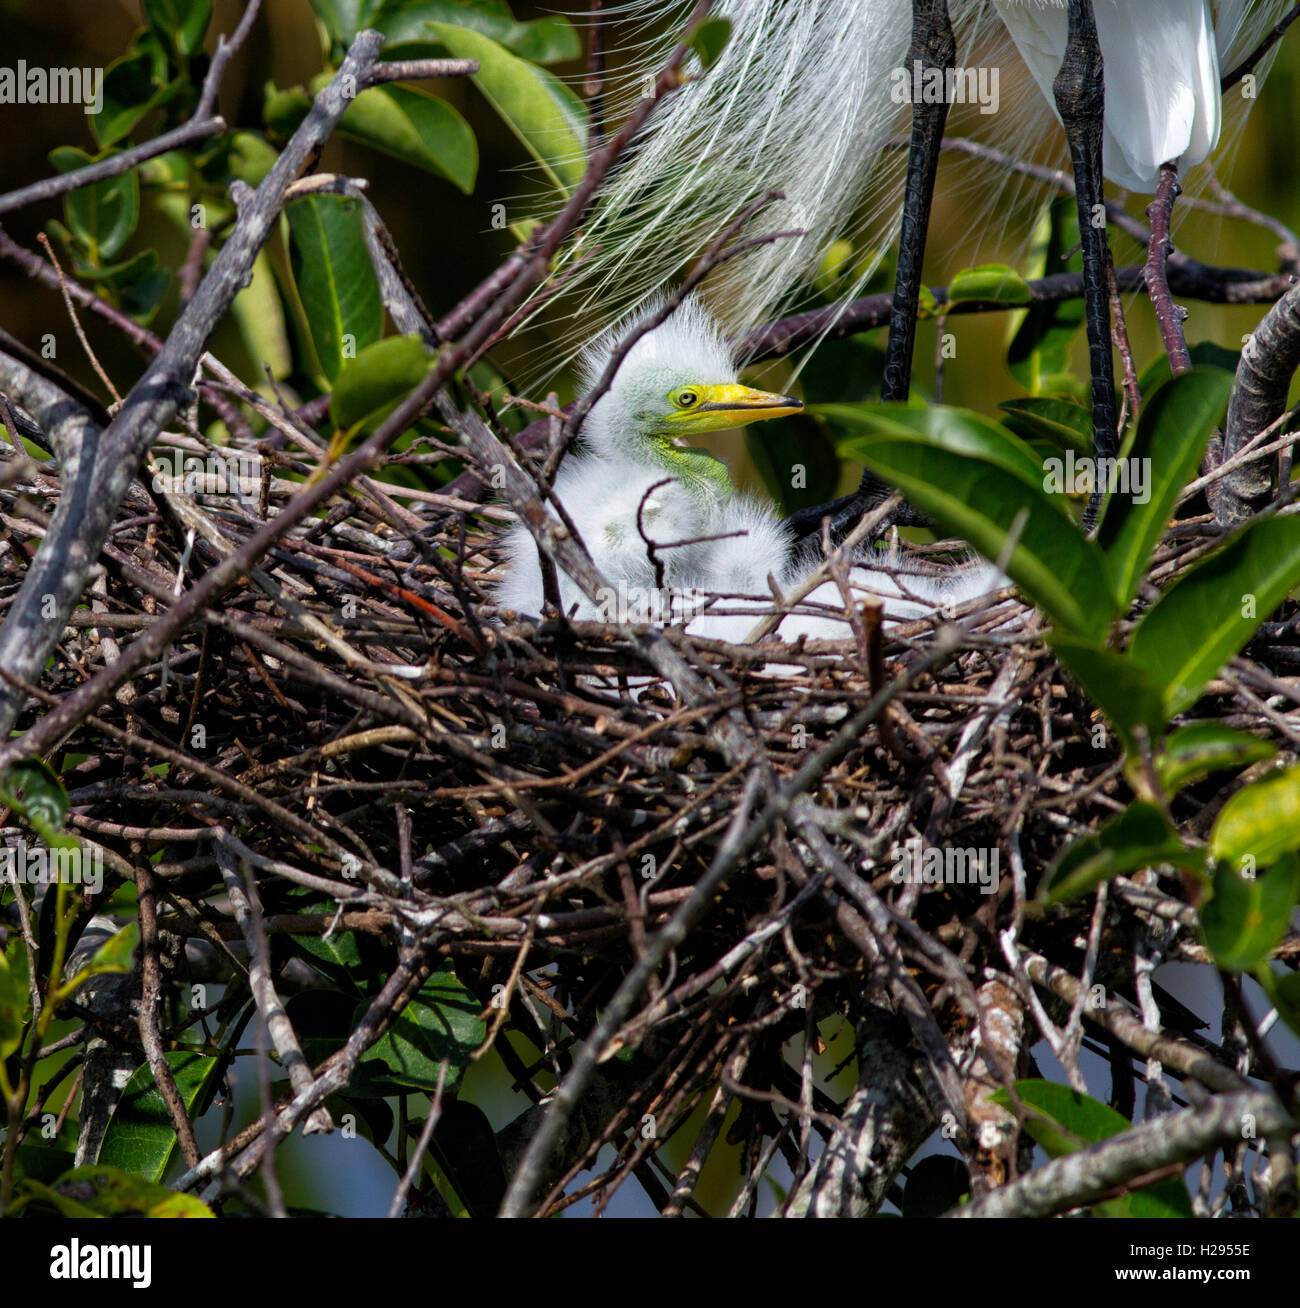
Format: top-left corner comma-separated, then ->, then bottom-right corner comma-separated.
547,0 -> 1288,521
495,297 -> 1003,641
498,2 -> 1286,646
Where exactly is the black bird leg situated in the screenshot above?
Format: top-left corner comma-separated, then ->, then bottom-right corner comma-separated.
787,0 -> 953,548
1055,0 -> 1118,530
882,0 -> 956,406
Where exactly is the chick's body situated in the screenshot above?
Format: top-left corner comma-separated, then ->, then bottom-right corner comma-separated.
494,296 -> 1003,639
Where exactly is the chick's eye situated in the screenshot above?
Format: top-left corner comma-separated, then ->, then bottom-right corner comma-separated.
675,390 -> 698,409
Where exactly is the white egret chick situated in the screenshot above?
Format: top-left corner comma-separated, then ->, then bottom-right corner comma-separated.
494,297 -> 1005,644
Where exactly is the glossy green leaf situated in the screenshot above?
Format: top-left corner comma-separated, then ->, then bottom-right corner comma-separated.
228,130 -> 280,187
231,249 -> 292,381
1154,724 -> 1277,795
1098,368 -> 1233,609
50,147 -> 139,262
13,1144 -> 77,1187
1,758 -> 71,834
827,403 -> 1046,491
22,1166 -> 213,1218
947,264 -> 1030,306
990,1080 -> 1193,1217
263,82 -> 313,138
1006,197 -> 1085,394
355,964 -> 485,1094
290,905 -> 364,991
689,16 -> 733,68
377,0 -> 580,63
998,396 -> 1091,455
829,404 -> 1117,639
97,1052 -> 220,1181
1209,764 -> 1300,869
307,0 -> 381,47
143,0 -> 213,56
0,947 -> 26,1060
1137,341 -> 1240,396
1128,515 -> 1300,718
428,22 -> 586,194
113,252 -> 170,324
1041,801 -> 1195,903
421,1099 -> 507,1218
86,922 -> 139,977
91,33 -> 175,148
338,83 -> 476,192
1200,853 -> 1300,972
330,335 -> 435,435
285,193 -> 384,381
1048,634 -> 1168,749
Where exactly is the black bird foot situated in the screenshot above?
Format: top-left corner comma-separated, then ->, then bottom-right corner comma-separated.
785,471 -> 931,551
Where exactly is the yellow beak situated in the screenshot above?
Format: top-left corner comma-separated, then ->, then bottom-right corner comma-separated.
670,382 -> 803,435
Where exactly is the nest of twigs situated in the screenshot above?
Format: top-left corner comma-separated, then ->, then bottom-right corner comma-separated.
4,402 -> 1298,1217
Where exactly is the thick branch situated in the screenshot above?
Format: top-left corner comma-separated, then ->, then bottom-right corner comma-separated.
1215,280 -> 1300,526
951,1089 -> 1296,1219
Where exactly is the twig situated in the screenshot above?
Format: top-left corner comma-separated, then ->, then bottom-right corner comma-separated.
1144,162 -> 1192,374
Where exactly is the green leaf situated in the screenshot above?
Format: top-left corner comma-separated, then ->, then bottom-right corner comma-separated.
22,1165 -> 214,1218
143,0 -> 213,57
1097,368 -> 1233,609
330,335 -> 435,436
420,1099 -> 507,1218
1048,635 -> 1168,750
307,0 -> 381,48
1128,515 -> 1300,718
689,16 -> 733,68
828,403 -> 1117,639
1138,341 -> 1240,396
0,947 -> 27,1060
290,906 -> 364,990
991,1081 -> 1193,1217
947,264 -> 1030,306
49,147 -> 139,262
427,22 -> 586,194
13,1144 -> 77,1187
1041,801 -> 1195,903
228,130 -> 280,187
231,249 -> 292,380
998,396 -> 1091,455
1154,724 -> 1277,795
91,32 -> 175,148
1209,764 -> 1300,869
338,83 -> 477,192
1,758 -> 71,833
96,1052 -> 220,1181
1005,196 -> 1085,394
355,964 -> 485,1095
263,82 -> 313,138
1200,853 -> 1300,972
113,253 -> 170,325
377,0 -> 580,63
86,922 -> 139,977
285,193 -> 384,381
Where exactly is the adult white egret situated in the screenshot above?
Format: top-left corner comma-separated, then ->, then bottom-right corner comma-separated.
554,0 -> 1290,539
497,2 -> 1287,644
495,295 -> 1002,638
